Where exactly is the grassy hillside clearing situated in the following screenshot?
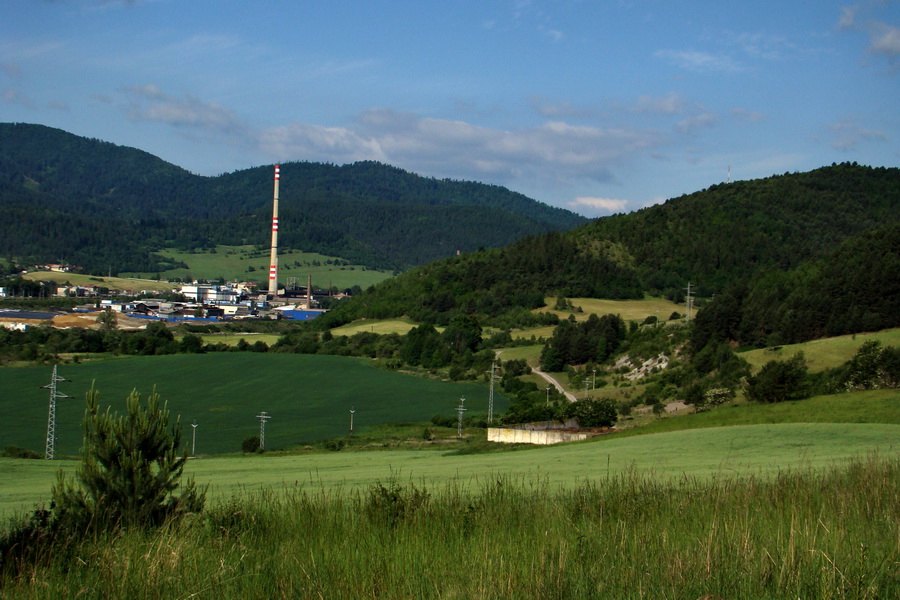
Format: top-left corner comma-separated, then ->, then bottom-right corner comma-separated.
330,318 -> 424,337
3,419 -> 898,519
535,296 -> 686,322
123,245 -> 395,290
740,328 -> 900,373
190,333 -> 282,347
0,354 -> 505,458
22,271 -> 174,293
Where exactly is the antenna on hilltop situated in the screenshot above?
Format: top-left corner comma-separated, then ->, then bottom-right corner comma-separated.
727,165 -> 731,184
41,365 -> 71,460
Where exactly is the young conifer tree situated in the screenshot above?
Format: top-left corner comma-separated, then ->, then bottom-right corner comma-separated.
52,386 -> 204,532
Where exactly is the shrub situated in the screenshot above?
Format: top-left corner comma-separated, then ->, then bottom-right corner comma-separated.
746,353 -> 810,403
241,435 -> 261,453
1,445 -> 41,459
565,398 -> 618,428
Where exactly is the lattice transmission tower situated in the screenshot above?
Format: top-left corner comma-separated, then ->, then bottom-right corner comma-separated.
42,365 -> 71,460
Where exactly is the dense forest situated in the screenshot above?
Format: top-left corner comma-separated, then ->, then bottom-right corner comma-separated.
579,163 -> 900,299
0,123 -> 586,272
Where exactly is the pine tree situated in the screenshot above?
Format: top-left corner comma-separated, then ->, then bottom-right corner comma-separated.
52,386 -> 204,532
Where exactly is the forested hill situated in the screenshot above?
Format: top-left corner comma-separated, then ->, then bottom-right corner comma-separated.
0,123 -> 586,272
319,163 -> 899,336
578,163 -> 900,299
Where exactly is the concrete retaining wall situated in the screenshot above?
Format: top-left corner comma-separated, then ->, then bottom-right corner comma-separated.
487,427 -> 590,445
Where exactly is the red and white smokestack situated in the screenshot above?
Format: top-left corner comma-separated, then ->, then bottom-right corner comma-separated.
267,165 -> 280,297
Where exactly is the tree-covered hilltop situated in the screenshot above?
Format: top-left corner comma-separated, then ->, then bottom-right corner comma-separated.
0,123 -> 586,273
319,163 -> 899,333
317,231 -> 644,328
579,163 -> 900,300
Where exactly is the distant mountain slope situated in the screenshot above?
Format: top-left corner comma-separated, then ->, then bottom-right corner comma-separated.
0,123 -> 586,272
319,163 -> 900,331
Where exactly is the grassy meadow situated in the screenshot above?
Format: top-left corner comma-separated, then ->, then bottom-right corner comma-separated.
22,271 -> 174,293
122,245 -> 395,290
740,328 -> 900,373
0,353 -> 506,458
536,295 -> 686,322
2,444 -> 898,597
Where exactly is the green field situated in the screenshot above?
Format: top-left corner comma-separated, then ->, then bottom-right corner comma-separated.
3,419 -> 898,519
122,245 -> 395,290
0,354 -> 505,458
740,328 -> 900,373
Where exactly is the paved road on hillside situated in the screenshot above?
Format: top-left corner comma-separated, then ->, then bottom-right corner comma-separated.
531,366 -> 578,402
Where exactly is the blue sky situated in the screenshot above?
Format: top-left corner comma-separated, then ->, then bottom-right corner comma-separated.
2,0 -> 898,216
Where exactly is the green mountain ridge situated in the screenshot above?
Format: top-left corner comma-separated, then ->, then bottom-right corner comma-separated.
0,123 -> 586,272
320,163 -> 900,344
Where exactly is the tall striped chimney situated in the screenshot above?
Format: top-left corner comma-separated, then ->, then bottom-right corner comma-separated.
267,165 -> 280,297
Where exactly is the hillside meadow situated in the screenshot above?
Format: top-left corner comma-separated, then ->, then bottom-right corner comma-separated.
740,327 -> 900,373
0,353 -> 506,457
22,271 -> 174,293
124,245 -> 395,290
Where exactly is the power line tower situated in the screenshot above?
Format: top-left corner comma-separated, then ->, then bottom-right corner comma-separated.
456,396 -> 467,439
486,361 -> 501,424
42,365 -> 71,460
256,411 -> 271,450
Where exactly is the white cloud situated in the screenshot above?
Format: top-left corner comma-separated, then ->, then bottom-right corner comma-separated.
121,84 -> 246,136
568,196 -> 628,213
838,5 -> 858,30
826,119 -> 889,150
731,107 -> 766,122
0,63 -> 22,79
676,110 -> 718,133
630,92 -> 686,115
870,23 -> 900,57
3,88 -> 36,108
835,6 -> 900,63
259,108 -> 666,188
654,49 -> 741,73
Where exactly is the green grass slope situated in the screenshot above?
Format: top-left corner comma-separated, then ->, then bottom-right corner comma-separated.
3,421 -> 898,519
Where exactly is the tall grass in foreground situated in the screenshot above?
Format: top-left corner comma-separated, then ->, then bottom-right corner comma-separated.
3,455 -> 899,599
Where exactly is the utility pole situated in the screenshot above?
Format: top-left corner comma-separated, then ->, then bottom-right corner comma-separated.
41,365 -> 70,460
456,396 -> 467,439
487,361 -> 500,424
256,411 -> 271,450
685,281 -> 694,322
